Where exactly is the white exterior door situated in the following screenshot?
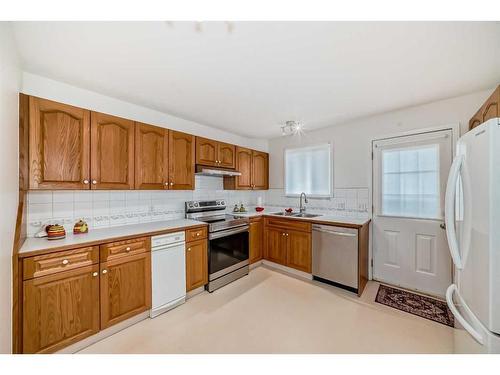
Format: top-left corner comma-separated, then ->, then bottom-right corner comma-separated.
372,129 -> 454,297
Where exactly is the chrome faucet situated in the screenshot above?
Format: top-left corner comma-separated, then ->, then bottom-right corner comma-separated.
299,192 -> 308,213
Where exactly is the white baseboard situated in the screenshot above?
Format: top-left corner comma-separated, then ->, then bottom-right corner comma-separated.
262,260 -> 313,280
57,311 -> 150,354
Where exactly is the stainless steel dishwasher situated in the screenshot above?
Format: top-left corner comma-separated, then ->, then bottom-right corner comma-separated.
312,224 -> 359,293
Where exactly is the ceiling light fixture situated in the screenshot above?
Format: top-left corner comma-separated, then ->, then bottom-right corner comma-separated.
281,121 -> 304,136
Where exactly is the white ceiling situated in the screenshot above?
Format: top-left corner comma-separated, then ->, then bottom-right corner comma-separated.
12,21 -> 500,139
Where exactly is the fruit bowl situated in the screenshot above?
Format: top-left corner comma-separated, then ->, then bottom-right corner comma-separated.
255,207 -> 264,212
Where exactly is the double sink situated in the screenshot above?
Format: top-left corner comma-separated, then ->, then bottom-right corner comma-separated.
270,212 -> 322,218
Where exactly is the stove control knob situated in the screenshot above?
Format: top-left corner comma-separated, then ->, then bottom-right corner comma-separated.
220,201 -> 225,205
194,202 -> 199,207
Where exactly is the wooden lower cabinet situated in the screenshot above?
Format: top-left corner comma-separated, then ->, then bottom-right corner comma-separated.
185,239 -> 208,292
265,225 -> 312,273
286,230 -> 312,273
265,227 -> 287,265
100,252 -> 151,329
22,264 -> 100,354
249,218 -> 263,264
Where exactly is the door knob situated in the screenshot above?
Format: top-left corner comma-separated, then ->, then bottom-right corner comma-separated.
102,269 -> 108,274
62,259 -> 69,265
83,179 -> 89,184
92,272 -> 98,277
164,182 -> 169,186
92,180 -> 97,185
440,223 -> 446,230
170,182 -> 174,186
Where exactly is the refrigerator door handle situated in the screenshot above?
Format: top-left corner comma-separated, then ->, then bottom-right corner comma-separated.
446,284 -> 484,345
445,154 -> 464,269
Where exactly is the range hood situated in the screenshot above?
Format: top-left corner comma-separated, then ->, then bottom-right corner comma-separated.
195,165 -> 242,177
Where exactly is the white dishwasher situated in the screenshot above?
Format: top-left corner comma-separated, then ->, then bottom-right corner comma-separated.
151,231 -> 186,318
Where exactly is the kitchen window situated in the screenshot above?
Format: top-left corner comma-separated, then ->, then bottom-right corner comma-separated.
284,143 -> 332,197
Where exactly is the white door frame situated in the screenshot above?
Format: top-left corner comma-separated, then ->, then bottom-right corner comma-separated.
368,123 -> 460,283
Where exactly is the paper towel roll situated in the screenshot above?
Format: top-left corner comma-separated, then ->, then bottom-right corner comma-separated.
257,196 -> 263,207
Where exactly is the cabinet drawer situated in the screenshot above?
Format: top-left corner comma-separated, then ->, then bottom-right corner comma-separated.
264,217 -> 311,232
100,237 -> 150,262
186,227 -> 207,241
23,246 -> 99,280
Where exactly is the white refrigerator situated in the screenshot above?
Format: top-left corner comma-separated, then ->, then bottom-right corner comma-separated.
445,117 -> 500,353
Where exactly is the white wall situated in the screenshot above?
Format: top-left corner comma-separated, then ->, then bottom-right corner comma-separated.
21,72 -> 268,152
268,89 -> 493,190
0,23 -> 21,354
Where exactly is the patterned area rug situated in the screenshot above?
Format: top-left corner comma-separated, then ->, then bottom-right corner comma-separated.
375,284 -> 455,327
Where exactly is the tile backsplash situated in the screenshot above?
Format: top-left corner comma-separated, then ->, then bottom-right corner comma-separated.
26,175 -> 264,237
27,176 -> 370,237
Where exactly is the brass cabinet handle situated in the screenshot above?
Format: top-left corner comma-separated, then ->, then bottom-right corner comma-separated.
92,180 -> 97,185
102,269 -> 108,274
92,272 -> 98,277
62,259 -> 69,265
164,182 -> 169,186
170,182 -> 174,186
83,179 -> 89,184
187,248 -> 191,252
125,247 -> 131,251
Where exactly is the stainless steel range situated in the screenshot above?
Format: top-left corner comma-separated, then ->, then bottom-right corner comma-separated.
185,199 -> 249,292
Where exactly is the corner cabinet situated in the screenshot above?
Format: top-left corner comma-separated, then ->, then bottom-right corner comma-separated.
224,147 -> 269,190
29,97 -> 91,189
91,112 -> 135,189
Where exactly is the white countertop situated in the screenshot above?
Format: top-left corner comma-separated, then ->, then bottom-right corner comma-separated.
19,219 -> 206,257
229,207 -> 371,226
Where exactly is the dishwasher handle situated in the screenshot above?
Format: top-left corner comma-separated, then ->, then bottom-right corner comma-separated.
312,226 -> 357,237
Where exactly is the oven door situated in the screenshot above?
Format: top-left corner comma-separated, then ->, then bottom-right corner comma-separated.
208,225 -> 249,280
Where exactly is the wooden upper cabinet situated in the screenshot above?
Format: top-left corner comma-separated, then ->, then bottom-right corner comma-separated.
286,230 -> 312,273
482,87 -> 499,123
252,151 -> 269,190
29,97 -> 91,190
91,112 -> 135,189
100,252 -> 151,329
185,239 -> 208,292
135,123 -> 169,190
22,265 -> 100,354
469,85 -> 500,131
196,137 -> 236,169
169,130 -> 195,190
233,147 -> 253,189
196,137 -> 218,166
217,142 -> 235,168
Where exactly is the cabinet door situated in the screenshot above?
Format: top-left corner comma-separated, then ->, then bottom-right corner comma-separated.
91,112 -> 135,189
135,123 -> 169,190
185,239 -> 208,291
265,227 -> 287,265
249,219 -> 263,264
218,142 -> 236,169
286,230 -> 312,273
169,131 -> 195,190
100,252 -> 151,329
23,265 -> 99,354
29,97 -> 90,190
234,147 -> 253,189
252,151 -> 269,190
482,88 -> 499,123
469,108 -> 483,130
196,137 -> 218,166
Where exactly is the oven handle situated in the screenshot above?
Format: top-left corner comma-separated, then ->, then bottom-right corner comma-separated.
209,225 -> 249,240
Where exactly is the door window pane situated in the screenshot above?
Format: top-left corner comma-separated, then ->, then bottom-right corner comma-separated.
381,145 -> 440,218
